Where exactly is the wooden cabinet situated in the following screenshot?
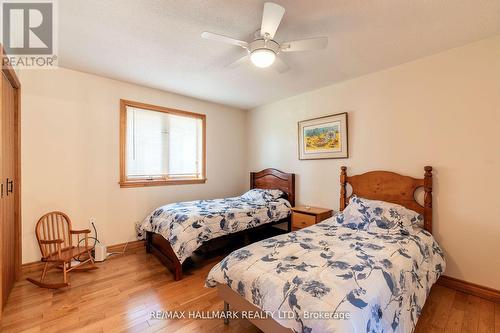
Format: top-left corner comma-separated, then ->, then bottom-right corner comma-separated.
0,47 -> 21,316
291,206 -> 333,231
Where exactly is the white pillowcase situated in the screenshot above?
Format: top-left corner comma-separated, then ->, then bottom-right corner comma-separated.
241,189 -> 284,202
335,195 -> 423,233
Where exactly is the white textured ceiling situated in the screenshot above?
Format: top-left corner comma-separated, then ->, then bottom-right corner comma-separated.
59,0 -> 500,109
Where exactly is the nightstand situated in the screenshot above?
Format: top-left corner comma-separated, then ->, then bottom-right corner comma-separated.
291,206 -> 334,231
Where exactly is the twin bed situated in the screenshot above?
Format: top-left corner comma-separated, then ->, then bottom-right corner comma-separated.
206,166 -> 445,333
136,168 -> 295,280
137,166 -> 445,333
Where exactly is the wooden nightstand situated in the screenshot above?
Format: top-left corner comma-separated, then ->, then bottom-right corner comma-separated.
291,206 -> 334,231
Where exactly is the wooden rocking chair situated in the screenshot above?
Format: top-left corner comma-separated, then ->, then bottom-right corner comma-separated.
27,211 -> 98,289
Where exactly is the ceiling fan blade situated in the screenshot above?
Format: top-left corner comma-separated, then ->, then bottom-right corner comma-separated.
201,32 -> 248,48
274,57 -> 289,73
226,55 -> 249,68
260,2 -> 285,39
281,37 -> 328,52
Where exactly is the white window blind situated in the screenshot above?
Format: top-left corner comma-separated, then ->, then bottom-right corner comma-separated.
126,106 -> 203,180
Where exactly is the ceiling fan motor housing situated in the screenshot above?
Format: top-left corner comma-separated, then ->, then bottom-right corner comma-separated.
201,2 -> 327,72
249,39 -> 280,55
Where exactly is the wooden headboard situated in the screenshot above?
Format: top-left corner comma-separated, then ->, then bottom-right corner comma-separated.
339,166 -> 433,233
250,169 -> 295,207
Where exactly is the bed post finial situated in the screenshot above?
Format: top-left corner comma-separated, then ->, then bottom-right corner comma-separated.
424,166 -> 433,233
340,166 -> 347,211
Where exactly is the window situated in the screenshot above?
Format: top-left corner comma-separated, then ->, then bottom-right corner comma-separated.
119,100 -> 206,187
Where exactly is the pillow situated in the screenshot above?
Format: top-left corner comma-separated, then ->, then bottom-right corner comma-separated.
335,195 -> 423,233
241,189 -> 284,202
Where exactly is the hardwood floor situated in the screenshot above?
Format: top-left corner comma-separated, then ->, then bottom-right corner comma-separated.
1,249 -> 498,333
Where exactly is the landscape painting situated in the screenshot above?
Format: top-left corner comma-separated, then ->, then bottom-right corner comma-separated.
298,112 -> 348,160
304,121 -> 341,153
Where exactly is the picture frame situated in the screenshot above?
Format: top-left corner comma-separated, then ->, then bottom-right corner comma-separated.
298,112 -> 348,160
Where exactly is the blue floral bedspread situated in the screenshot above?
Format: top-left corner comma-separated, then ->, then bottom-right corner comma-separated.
206,218 -> 445,333
136,196 -> 291,263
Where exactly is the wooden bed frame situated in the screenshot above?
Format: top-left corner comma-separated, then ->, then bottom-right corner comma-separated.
340,165 -> 433,233
146,168 -> 295,281
217,166 -> 433,332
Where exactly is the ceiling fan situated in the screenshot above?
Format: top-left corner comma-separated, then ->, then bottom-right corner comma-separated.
201,2 -> 328,73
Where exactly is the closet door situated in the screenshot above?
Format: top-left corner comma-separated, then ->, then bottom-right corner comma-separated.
1,71 -> 16,307
0,68 -> 3,312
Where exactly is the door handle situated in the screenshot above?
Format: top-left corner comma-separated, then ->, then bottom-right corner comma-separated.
6,178 -> 13,195
1,183 -> 3,198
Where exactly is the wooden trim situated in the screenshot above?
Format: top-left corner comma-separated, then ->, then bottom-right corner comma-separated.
22,240 -> 145,274
107,240 -> 145,253
119,178 -> 207,188
120,99 -> 207,120
119,100 -> 126,185
438,275 -> 500,303
20,261 -> 46,275
0,50 -> 3,317
119,99 -> 207,188
1,46 -> 21,89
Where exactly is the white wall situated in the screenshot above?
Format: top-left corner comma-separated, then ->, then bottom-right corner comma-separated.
20,68 -> 248,263
247,35 -> 500,289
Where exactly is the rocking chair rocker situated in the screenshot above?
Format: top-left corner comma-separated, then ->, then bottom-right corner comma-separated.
27,211 -> 98,289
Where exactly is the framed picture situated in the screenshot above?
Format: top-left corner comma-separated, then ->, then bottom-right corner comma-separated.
298,112 -> 348,160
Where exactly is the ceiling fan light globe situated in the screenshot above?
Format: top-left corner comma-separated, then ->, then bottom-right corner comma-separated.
250,49 -> 276,68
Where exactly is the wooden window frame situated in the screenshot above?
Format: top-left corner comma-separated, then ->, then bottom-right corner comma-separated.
119,99 -> 206,188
